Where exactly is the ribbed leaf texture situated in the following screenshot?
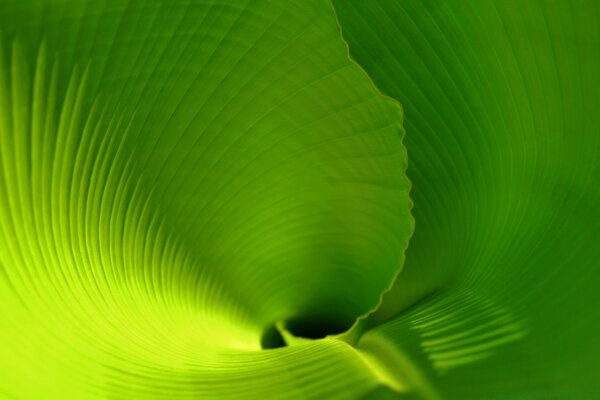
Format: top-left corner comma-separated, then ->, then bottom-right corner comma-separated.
0,0 -> 598,399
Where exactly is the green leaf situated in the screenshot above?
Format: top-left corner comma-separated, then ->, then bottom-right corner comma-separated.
0,0 -> 411,398
333,0 -> 600,398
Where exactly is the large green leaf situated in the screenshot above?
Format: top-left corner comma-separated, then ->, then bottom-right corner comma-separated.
333,0 -> 600,398
3,0 -> 598,398
0,0 -> 411,398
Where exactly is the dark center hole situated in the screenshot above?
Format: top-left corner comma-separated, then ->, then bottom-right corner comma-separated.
261,314 -> 353,349
260,324 -> 286,349
285,314 -> 352,339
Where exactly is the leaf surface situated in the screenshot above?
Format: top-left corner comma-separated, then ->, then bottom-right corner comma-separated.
0,0 -> 411,398
333,0 -> 600,398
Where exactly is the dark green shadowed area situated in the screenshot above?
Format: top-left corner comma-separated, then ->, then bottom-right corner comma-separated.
333,0 -> 600,398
